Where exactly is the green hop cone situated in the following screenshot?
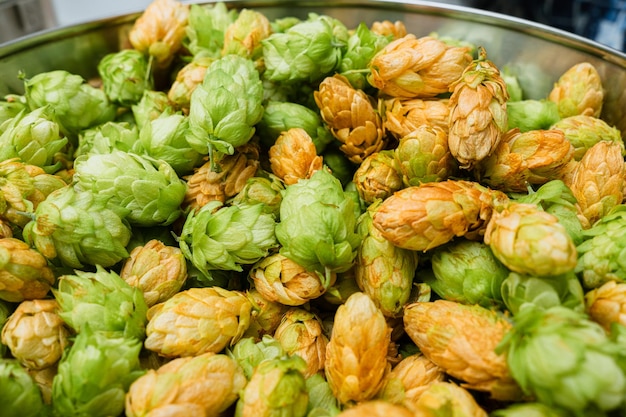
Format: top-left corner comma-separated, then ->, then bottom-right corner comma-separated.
51,326 -> 144,417
0,106 -> 68,174
229,173 -> 284,218
424,239 -> 508,308
23,70 -> 116,138
0,359 -> 47,417
131,90 -> 175,129
338,22 -> 391,90
305,372 -> 341,417
576,204 -> 626,289
227,335 -> 286,379
506,99 -> 561,132
73,150 -> 186,227
53,265 -> 148,340
257,100 -> 334,154
497,305 -> 626,415
75,121 -> 138,158
22,185 -> 131,269
515,179 -> 585,246
500,66 -> 524,102
355,205 -> 418,317
261,13 -> 349,83
276,168 -> 361,287
551,114 -> 625,161
134,113 -> 204,176
179,200 -> 278,276
500,271 -> 585,316
235,355 -> 309,417
187,54 -> 264,158
97,49 -> 153,106
491,402 -> 571,417
184,2 -> 238,58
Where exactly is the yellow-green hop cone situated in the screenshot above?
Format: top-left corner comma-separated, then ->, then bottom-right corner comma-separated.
324,292 -> 391,406
412,381 -> 489,417
126,352 -> 247,417
227,335 -> 285,379
585,280 -> 626,333
548,62 -> 604,118
274,308 -> 328,378
0,359 -> 48,417
404,300 -> 522,401
76,121 -> 138,158
338,22 -> 391,90
235,355 -> 309,417
383,97 -> 450,139
222,8 -> 272,60
552,114 -> 624,161
243,288 -> 289,340
376,353 -> 445,410
145,287 -> 252,357
353,150 -> 403,206
355,205 -> 418,317
229,173 -> 284,218
0,237 -> 55,302
498,305 -> 626,414
1,299 -> 69,370
53,265 -> 148,340
184,2 -> 237,58
131,89 -> 174,129
119,239 -> 187,307
97,49 -> 152,106
484,202 -> 577,277
51,326 -> 144,417
337,400 -> 414,417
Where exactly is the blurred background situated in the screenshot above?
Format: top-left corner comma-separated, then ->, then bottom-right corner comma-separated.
1,0 -> 625,51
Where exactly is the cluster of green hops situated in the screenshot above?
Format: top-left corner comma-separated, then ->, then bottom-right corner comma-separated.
1,0 -> 626,416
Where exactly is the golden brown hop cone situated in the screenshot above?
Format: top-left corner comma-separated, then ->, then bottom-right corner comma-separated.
368,35 -> 472,99
353,150 -> 403,206
585,280 -> 626,333
324,292 -> 391,405
167,57 -> 212,113
269,127 -> 323,185
448,48 -> 509,170
548,62 -> 604,118
183,141 -> 260,210
383,97 -> 450,139
370,20 -> 407,39
372,179 -> 509,251
128,0 -> 190,68
476,128 -> 575,193
565,140 -> 624,227
314,74 -> 386,164
403,300 -> 522,401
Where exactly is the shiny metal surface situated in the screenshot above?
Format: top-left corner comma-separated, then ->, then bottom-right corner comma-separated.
0,0 -> 625,132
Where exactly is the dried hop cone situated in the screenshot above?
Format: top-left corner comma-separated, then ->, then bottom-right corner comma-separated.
353,150 -> 403,206
367,34 -> 472,99
314,74 -> 386,164
370,20 -> 407,39
372,179 -> 509,251
548,62 -> 604,118
167,56 -> 212,112
269,127 -> 323,186
412,381 -> 489,417
383,97 -> 450,139
448,47 -> 509,170
404,300 -> 521,401
336,400 -> 415,417
585,280 -> 626,332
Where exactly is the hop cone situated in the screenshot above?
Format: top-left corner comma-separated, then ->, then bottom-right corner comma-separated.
1,299 -> 69,370
448,48 -> 509,169
179,200 -> 277,275
128,0 -> 189,68
261,13 -> 349,83
227,335 -> 285,379
0,106 -> 67,173
576,205 -> 626,289
336,401 -> 414,417
269,127 -> 323,185
222,8 -> 272,60
183,2 -> 237,58
235,355 -> 309,417
73,150 -> 186,227
75,121 -> 138,158
372,179 -> 509,251
167,56 -> 212,111
370,19 -> 407,38
324,292 -> 391,405
367,34 -> 472,99
353,150 -> 403,206
548,62 -> 604,118
552,114 -> 624,161
0,359 -> 47,417
187,54 -> 264,157
144,287 -> 252,357
305,372 -> 342,417
586,280 -> 626,332
314,74 -> 385,164
275,169 -> 361,287
242,288 -> 289,340
0,237 -> 55,302
476,128 -> 575,193
23,70 -> 116,138
51,326 -> 144,417
412,382 -> 489,417
383,97 -> 450,139
424,239 -> 508,308
229,173 -> 284,218
355,206 -> 419,317
498,305 -> 626,414
338,22 -> 391,90
484,202 -> 577,276
53,266 -> 148,340
506,99 -> 560,132
126,352 -> 247,417
97,49 -> 152,106
404,300 -> 521,401
131,90 -> 174,129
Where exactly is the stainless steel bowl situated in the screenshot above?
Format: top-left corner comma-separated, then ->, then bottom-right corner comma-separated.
0,0 -> 625,133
